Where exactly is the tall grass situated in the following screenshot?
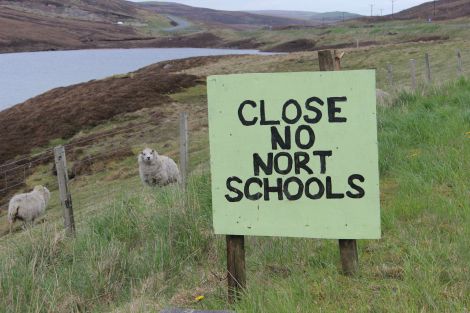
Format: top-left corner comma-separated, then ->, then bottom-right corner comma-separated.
0,176 -> 213,312
1,80 -> 470,312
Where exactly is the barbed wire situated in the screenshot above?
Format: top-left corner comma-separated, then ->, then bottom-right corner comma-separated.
0,181 -> 26,194
0,114 -> 185,224
0,150 -> 54,173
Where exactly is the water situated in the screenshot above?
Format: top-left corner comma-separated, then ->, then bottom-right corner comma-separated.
0,48 -> 265,111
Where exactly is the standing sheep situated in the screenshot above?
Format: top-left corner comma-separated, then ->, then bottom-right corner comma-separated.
138,148 -> 181,187
8,185 -> 50,229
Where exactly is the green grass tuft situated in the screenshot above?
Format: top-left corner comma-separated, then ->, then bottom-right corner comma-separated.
1,80 -> 470,312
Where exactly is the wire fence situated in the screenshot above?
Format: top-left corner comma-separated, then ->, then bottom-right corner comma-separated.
0,46 -> 467,232
0,149 -> 56,212
373,48 -> 467,95
64,120 -> 179,215
0,112 -> 190,233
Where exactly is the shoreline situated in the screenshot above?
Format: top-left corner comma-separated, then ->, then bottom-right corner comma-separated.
0,47 -> 269,111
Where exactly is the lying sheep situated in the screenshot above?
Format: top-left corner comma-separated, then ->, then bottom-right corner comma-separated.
138,148 -> 181,187
8,185 -> 50,229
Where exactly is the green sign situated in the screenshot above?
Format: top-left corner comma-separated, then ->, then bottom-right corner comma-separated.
207,70 -> 380,239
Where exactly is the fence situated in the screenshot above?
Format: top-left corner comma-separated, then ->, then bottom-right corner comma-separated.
375,48 -> 466,95
0,47 -> 467,236
0,112 -> 192,236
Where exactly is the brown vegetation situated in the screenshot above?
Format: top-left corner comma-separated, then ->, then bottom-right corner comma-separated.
140,2 -> 314,28
0,5 -> 140,53
266,39 -> 317,52
370,0 -> 470,21
71,146 -> 134,177
0,57 -> 219,164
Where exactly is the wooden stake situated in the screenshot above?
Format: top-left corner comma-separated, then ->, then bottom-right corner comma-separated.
179,112 -> 188,188
410,59 -> 417,90
318,49 -> 359,276
387,63 -> 394,87
457,50 -> 463,76
54,146 -> 75,235
318,50 -> 335,71
425,53 -> 432,84
226,235 -> 246,303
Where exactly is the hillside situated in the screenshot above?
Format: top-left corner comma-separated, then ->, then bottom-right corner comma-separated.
0,0 -> 175,53
0,5 -> 470,307
384,0 -> 470,20
0,56 -> 219,164
0,0 -> 141,22
0,75 -> 469,311
1,0 -> 470,54
139,1 -> 315,28
0,6 -> 138,53
248,10 -> 361,23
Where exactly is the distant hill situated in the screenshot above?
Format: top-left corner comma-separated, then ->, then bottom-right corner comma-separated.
383,0 -> 470,20
139,2 -> 315,27
0,0 -> 175,53
0,0 -> 141,22
248,10 -> 362,23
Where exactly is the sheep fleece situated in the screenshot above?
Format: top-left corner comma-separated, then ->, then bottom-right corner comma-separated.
139,153 -> 181,186
8,186 -> 50,224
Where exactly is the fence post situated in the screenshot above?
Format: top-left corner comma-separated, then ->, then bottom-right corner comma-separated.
387,63 -> 394,88
410,59 -> 417,90
457,50 -> 463,76
226,235 -> 246,303
54,145 -> 75,235
318,49 -> 359,276
179,112 -> 188,188
425,53 -> 432,83
356,39 -> 359,49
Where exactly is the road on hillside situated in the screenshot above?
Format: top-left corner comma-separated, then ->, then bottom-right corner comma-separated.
164,15 -> 192,31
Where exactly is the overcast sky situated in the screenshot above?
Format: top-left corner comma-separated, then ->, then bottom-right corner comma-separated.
130,0 -> 431,15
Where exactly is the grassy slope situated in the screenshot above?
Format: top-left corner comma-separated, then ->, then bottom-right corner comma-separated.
1,25 -> 469,232
0,80 -> 469,312
213,17 -> 469,50
0,15 -> 469,312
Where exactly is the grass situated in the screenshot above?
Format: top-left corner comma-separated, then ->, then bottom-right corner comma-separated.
212,17 -> 470,51
1,77 -> 469,312
1,15 -> 470,310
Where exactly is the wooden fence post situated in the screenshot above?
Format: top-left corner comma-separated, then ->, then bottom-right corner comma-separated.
410,59 -> 417,90
179,112 -> 188,188
54,146 -> 75,235
318,50 -> 359,276
356,39 -> 359,49
457,50 -> 463,76
425,53 -> 432,84
226,235 -> 246,304
387,63 -> 394,87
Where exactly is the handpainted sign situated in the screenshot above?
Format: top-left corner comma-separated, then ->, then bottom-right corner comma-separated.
207,70 -> 380,239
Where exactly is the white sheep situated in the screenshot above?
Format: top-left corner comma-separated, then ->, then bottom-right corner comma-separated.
138,148 -> 181,187
8,185 -> 50,229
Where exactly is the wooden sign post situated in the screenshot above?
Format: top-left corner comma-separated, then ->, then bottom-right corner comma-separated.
318,50 -> 359,275
207,54 -> 381,302
226,235 -> 246,303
